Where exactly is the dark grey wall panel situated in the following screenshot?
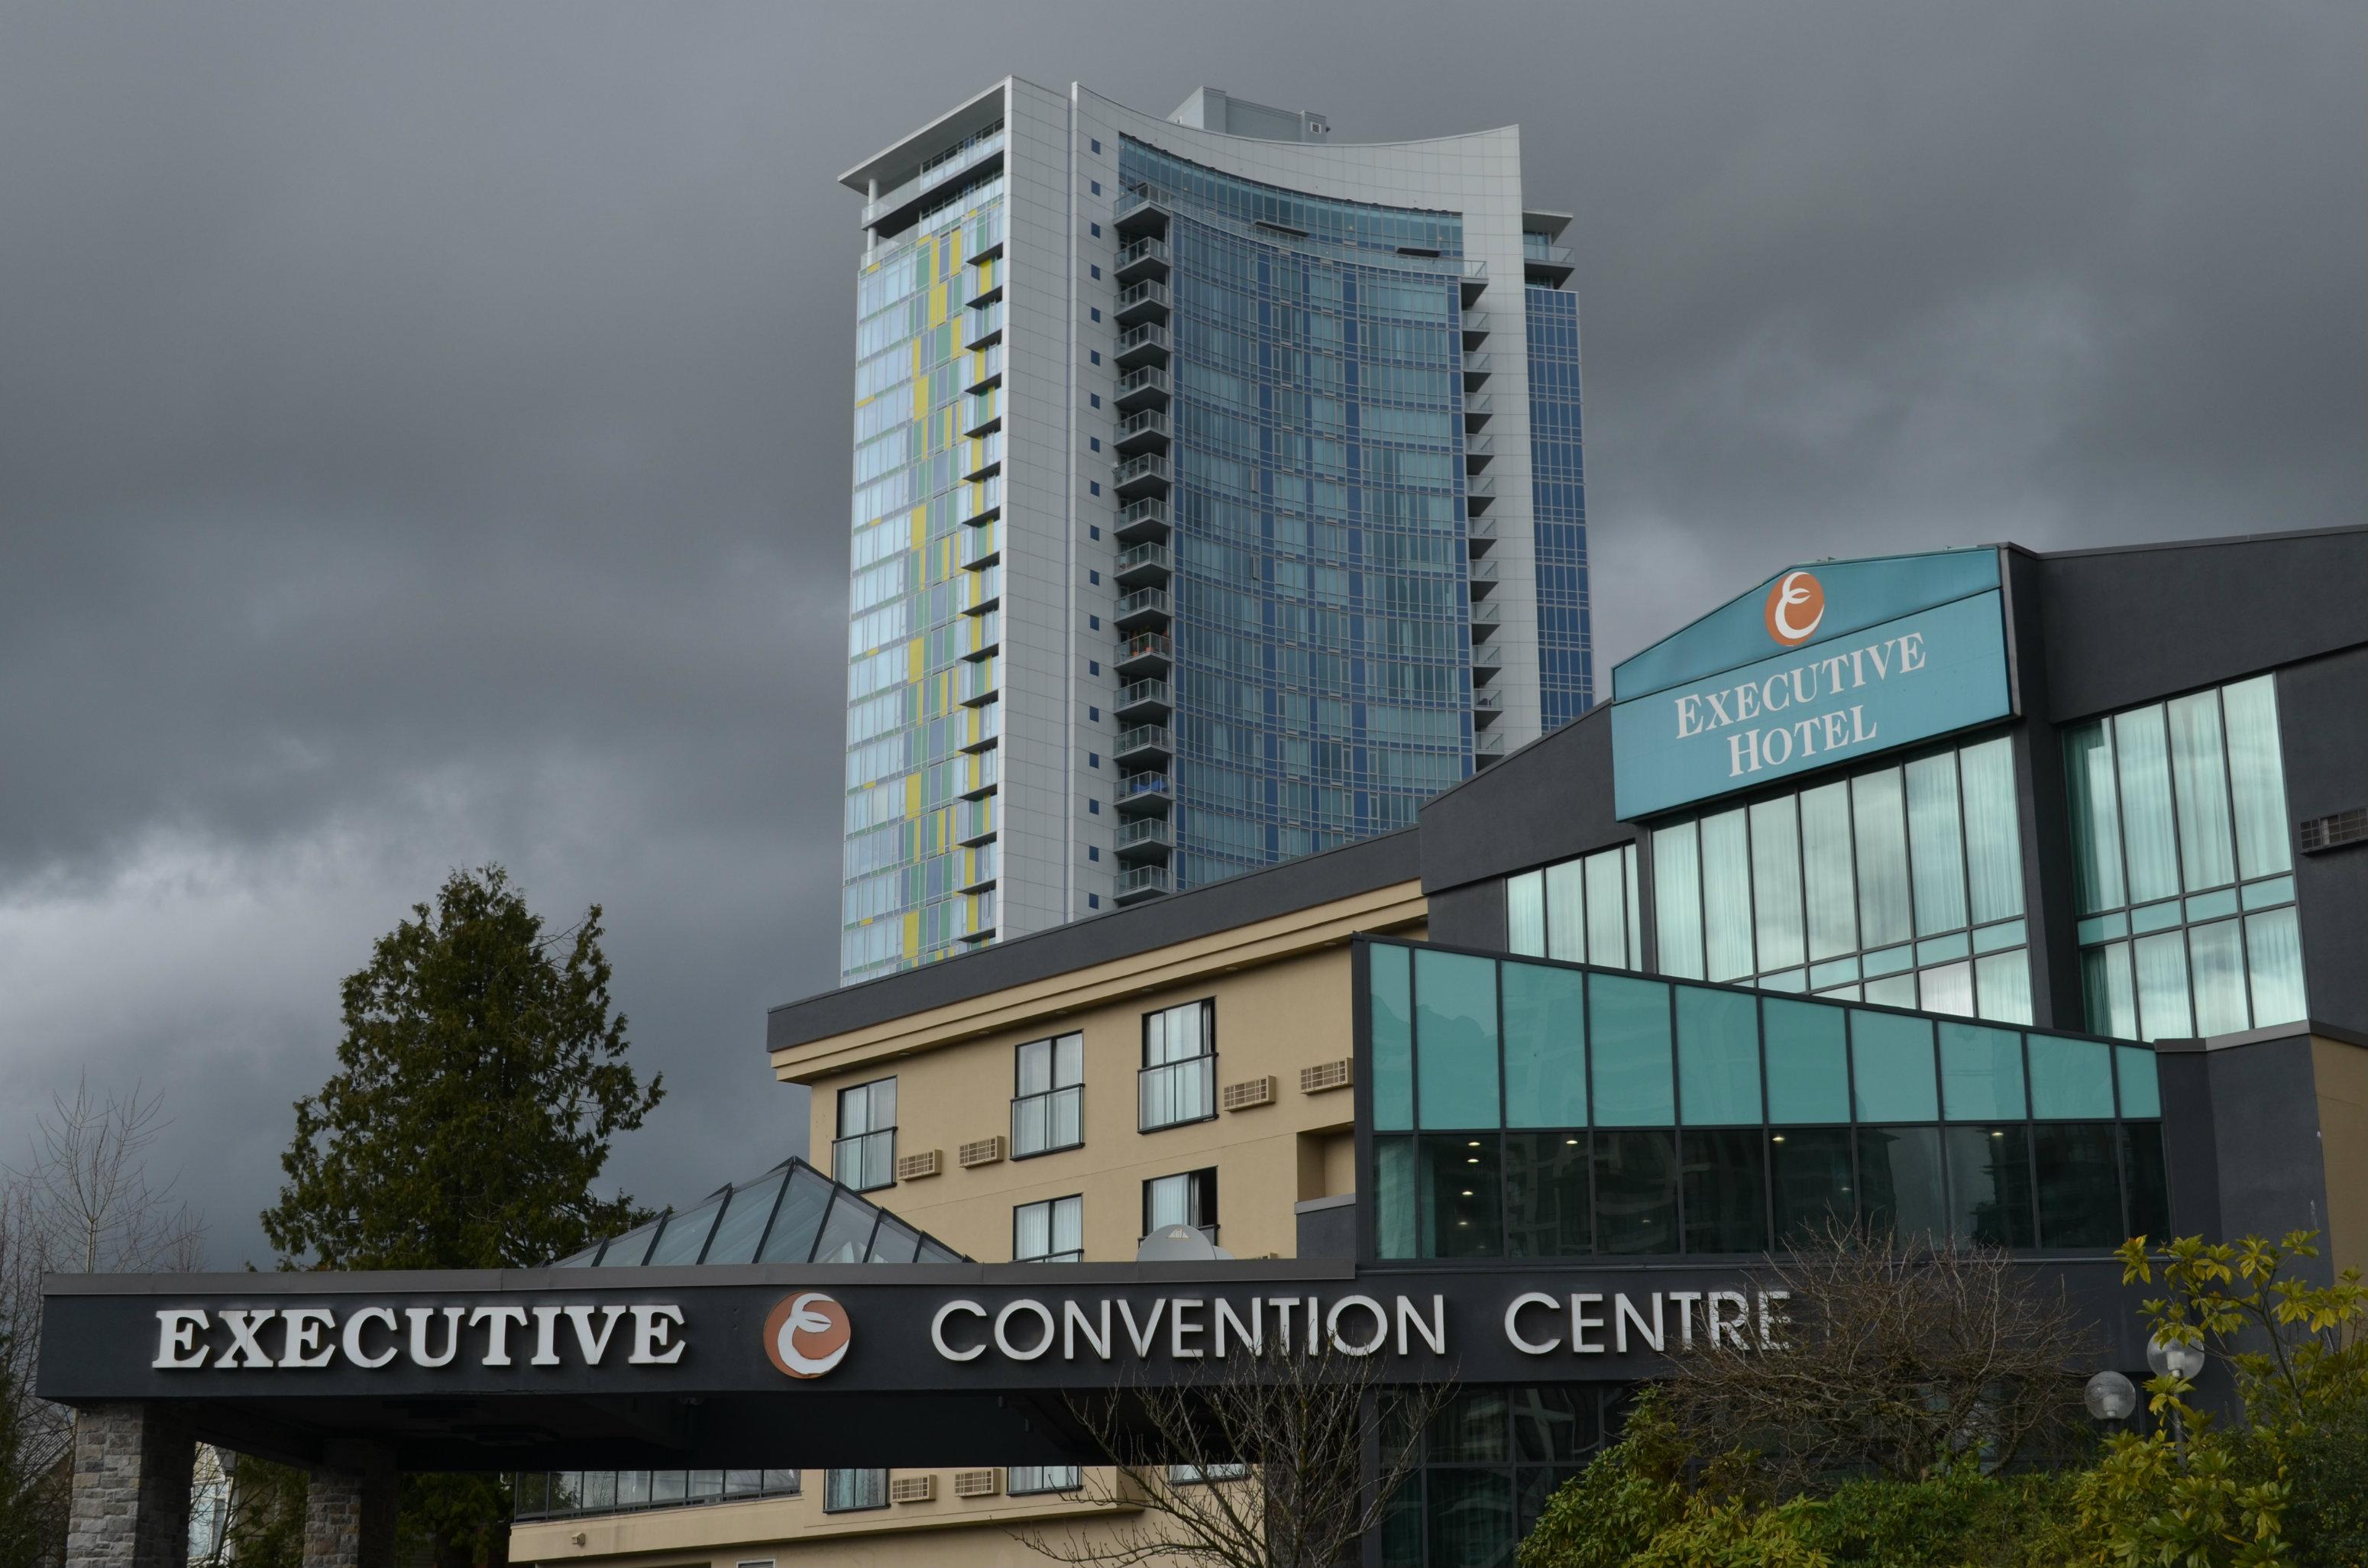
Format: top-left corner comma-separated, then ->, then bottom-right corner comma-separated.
1417,709 -> 1634,895
1423,880 -> 1506,952
2277,646 -> 2368,1034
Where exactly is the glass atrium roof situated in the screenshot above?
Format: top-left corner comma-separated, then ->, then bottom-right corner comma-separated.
549,1156 -> 966,1268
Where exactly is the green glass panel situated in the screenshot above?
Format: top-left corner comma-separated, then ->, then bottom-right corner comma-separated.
2189,919 -> 2250,1037
2168,690 -> 2236,891
1802,781 -> 1858,962
2077,913 -> 2127,946
1502,962 -> 1587,1129
2114,706 -> 2181,904
1585,848 -> 1630,969
2115,1046 -> 2161,1119
2082,942 -> 2137,1039
2029,1034 -> 2115,1118
1917,932 -> 1971,965
1373,1136 -> 1415,1258
1588,975 -> 1675,1127
1545,858 -> 1585,964
2185,888 -> 2238,923
1906,751 -> 1968,936
1651,823 -> 1705,981
1863,972 -> 1918,1009
1814,984 -> 1862,1002
1960,736 -> 2025,924
1757,968 -> 1805,993
2133,929 -> 2192,1041
1624,845 -> 1645,976
1750,796 -> 1805,972
1853,767 -> 1913,949
2222,676 -> 2292,880
1370,944 -> 1414,1130
2245,907 -> 2307,1029
2242,875 -> 2295,911
1415,949 -> 1500,1128
1850,1010 -> 1938,1122
1863,943 -> 1913,977
1918,961 -> 1974,1018
1764,999 -> 1849,1124
1940,1021 -> 2027,1120
1975,949 -> 2033,1025
1973,918 -> 2027,954
1506,871 -> 1545,957
1676,985 -> 1761,1125
2130,900 -> 2182,934
1809,956 -> 1860,989
2063,719 -> 2125,914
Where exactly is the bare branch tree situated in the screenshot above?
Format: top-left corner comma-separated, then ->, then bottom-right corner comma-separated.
1660,1218 -> 2094,1495
1017,1337 -> 1453,1568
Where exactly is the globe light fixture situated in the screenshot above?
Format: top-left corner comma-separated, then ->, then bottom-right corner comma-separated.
2082,1369 -> 2138,1422
2146,1334 -> 2207,1382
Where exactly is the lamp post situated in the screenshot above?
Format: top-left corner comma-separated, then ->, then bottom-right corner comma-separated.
2146,1334 -> 2208,1463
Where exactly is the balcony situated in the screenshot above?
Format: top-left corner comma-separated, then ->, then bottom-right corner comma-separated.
1114,677 -> 1170,723
964,564 -> 1002,616
1113,452 -> 1171,499
1465,433 -> 1495,472
1112,191 -> 1169,238
1465,474 -> 1497,515
966,344 -> 1003,393
1115,366 -> 1169,412
969,257 -> 1004,309
968,608 -> 1001,659
1461,313 -> 1490,351
1523,236 -> 1577,287
1115,408 -> 1169,456
1114,815 -> 1173,862
962,474 -> 1002,524
1114,236 -> 1169,285
1466,514 -> 1497,555
965,430 -> 1004,480
1114,280 -> 1169,328
958,655 -> 998,706
1115,863 -> 1172,907
1472,643 -> 1503,684
962,701 -> 1001,753
1114,323 -> 1169,370
1464,391 -> 1493,431
1467,557 -> 1499,600
965,301 -> 1005,349
1114,723 -> 1172,768
966,210 -> 1004,264
1114,631 -> 1172,680
962,518 -> 1001,570
1114,586 -> 1170,634
1477,730 -> 1508,765
862,129 -> 1004,232
1115,771 -> 1171,817
1462,350 -> 1492,390
960,889 -> 995,943
962,389 -> 1001,437
956,798 -> 996,845
1473,687 -> 1503,729
1114,496 -> 1169,544
961,842 -> 998,894
1114,542 -> 1170,590
960,748 -> 999,800
1470,599 -> 1502,643
1460,259 -> 1489,308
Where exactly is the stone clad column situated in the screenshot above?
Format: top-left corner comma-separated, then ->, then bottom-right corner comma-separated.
68,1403 -> 195,1568
302,1442 -> 396,1568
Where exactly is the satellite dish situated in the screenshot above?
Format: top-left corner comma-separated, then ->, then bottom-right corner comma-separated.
1136,1224 -> 1234,1262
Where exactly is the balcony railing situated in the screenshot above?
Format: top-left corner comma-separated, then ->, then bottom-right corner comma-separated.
862,129 -> 1004,229
1114,542 -> 1170,587
1137,1051 -> 1209,1122
962,474 -> 1002,524
1114,323 -> 1169,368
966,344 -> 1003,393
1012,1085 -> 1082,1159
966,430 -> 1004,480
831,1130 -> 895,1192
1461,350 -> 1492,386
1115,496 -> 1169,542
1115,723 -> 1171,765
964,564 -> 1002,615
1464,433 -> 1495,470
1114,280 -> 1169,327
1115,366 -> 1169,411
1464,391 -> 1493,428
1116,770 -> 1171,814
1114,454 -> 1170,496
963,390 -> 1001,437
966,301 -> 1006,349
1115,815 -> 1173,858
1115,409 -> 1169,453
1114,587 -> 1170,632
1115,236 -> 1170,283
962,519 -> 1002,569
1115,677 -> 1170,720
1115,632 -> 1172,677
959,656 -> 998,704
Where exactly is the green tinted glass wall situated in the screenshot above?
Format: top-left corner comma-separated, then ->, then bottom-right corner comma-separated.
1364,939 -> 2166,1261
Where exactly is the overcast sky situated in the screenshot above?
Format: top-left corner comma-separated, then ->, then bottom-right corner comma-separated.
2,2 -> 2358,1269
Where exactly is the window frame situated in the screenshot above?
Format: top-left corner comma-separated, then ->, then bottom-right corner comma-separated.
1011,1032 -> 1086,1159
1013,1194 -> 1085,1263
822,1468 -> 888,1514
832,1077 -> 898,1193
1142,1167 -> 1218,1243
1138,998 -> 1218,1133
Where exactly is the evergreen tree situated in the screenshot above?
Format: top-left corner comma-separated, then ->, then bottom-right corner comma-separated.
263,865 -> 663,1271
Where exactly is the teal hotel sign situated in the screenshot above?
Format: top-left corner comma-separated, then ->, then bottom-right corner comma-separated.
1609,548 -> 2015,820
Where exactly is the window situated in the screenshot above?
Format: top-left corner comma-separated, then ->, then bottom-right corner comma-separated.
1140,1000 -> 1215,1130
1089,437 -> 1102,452
516,1471 -> 800,1520
1503,843 -> 1642,972
1089,659 -> 1100,675
833,1078 -> 896,1191
1089,846 -> 1101,862
1090,393 -> 1102,409
1091,137 -> 1102,154
1013,1033 -> 1085,1156
1144,1168 -> 1218,1241
823,1469 -> 886,1513
1169,1463 -> 1251,1485
1014,1195 -> 1083,1262
2064,675 -> 2304,1041
1090,179 -> 1102,195
1091,264 -> 1102,280
1397,1388 -> 1613,1561
1089,480 -> 1102,495
1089,799 -> 1102,814
1089,705 -> 1101,720
1090,351 -> 1101,365
1367,942 -> 2166,1262
1089,752 -> 1100,767
1647,735 -> 2032,1023
1091,309 -> 1102,323
1008,1466 -> 1082,1495
1089,894 -> 1101,908
1091,221 -> 1101,237
1089,526 -> 1102,541
1089,617 -> 1101,633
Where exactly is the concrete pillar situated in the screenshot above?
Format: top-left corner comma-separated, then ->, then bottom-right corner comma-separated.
67,1402 -> 195,1568
302,1442 -> 397,1568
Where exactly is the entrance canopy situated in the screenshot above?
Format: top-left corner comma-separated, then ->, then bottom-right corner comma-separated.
37,1253 -> 2147,1471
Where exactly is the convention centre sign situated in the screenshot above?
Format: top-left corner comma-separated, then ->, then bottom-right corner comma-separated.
1608,548 -> 2015,820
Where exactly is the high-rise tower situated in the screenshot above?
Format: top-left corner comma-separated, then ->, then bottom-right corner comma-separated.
838,80 -> 1589,983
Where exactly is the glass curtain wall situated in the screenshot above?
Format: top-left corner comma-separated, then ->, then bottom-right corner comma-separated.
841,169 -> 1008,982
1503,843 -> 1642,971
1524,286 -> 1591,729
1650,735 -> 2031,1023
1366,941 -> 2167,1262
515,1470 -> 799,1521
1121,141 -> 1473,891
1382,1388 -> 1622,1568
2062,675 -> 2305,1041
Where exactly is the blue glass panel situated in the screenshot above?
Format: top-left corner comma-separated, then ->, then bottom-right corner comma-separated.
1850,1010 -> 1938,1122
2028,1034 -> 2116,1119
1588,975 -> 1674,1127
1502,961 -> 1587,1128
1415,949 -> 1500,1127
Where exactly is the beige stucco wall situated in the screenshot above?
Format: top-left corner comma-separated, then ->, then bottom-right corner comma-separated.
2314,1035 -> 2368,1284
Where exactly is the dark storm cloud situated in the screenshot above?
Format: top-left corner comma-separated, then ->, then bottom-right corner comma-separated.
0,2 -> 2357,1265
